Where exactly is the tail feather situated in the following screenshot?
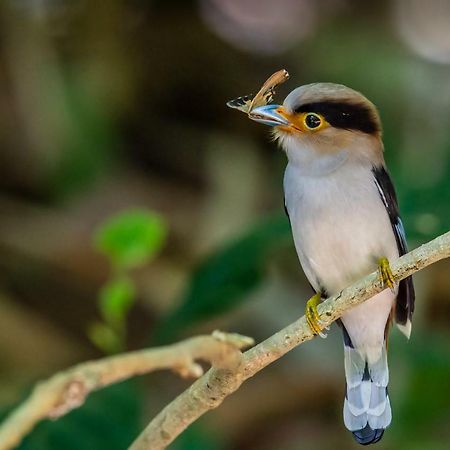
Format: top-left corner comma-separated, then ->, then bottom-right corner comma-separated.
343,343 -> 391,445
368,397 -> 392,430
344,346 -> 365,388
367,348 -> 389,387
368,385 -> 388,416
344,398 -> 368,431
346,382 -> 371,416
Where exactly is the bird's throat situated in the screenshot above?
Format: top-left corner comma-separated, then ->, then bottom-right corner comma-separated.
285,142 -> 349,176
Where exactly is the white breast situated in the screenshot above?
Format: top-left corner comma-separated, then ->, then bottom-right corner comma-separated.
284,161 -> 398,293
284,160 -> 399,357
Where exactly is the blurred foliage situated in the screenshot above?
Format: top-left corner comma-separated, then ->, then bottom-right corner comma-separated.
90,209 -> 167,352
155,214 -> 291,343
88,320 -> 124,355
47,72 -> 120,200
94,210 -> 167,271
388,331 -> 450,450
169,422 -> 226,450
401,162 -> 450,243
99,276 -> 136,327
0,382 -> 142,450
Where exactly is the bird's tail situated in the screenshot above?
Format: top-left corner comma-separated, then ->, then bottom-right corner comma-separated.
343,340 -> 391,445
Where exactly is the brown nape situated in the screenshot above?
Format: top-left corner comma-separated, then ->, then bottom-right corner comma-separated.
294,100 -> 381,135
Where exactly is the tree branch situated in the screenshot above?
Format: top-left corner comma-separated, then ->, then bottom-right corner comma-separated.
0,331 -> 254,450
1,231 -> 449,450
129,230 -> 450,450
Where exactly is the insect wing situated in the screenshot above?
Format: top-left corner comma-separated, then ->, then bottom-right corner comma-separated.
249,69 -> 289,111
226,94 -> 253,113
226,69 -> 289,115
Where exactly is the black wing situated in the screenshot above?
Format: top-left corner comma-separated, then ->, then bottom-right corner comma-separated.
372,166 -> 415,331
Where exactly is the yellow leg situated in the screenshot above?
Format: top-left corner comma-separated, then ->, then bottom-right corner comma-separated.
306,292 -> 328,338
378,257 -> 395,292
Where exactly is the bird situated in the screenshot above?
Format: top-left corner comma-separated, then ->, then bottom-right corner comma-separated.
248,82 -> 415,445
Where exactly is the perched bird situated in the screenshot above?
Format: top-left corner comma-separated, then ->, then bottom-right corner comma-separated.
249,83 -> 415,445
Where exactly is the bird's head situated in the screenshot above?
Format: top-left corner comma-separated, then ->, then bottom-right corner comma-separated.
250,83 -> 384,173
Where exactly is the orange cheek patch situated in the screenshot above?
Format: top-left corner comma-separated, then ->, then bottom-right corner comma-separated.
276,125 -> 295,133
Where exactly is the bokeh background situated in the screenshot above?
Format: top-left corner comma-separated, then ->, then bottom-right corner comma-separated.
1,0 -> 450,449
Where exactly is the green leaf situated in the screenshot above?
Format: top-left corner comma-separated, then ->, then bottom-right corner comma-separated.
154,214 -> 291,343
99,276 -> 135,327
95,210 -> 167,270
87,321 -> 122,354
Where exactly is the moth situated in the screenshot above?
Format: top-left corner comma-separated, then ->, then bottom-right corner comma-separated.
226,69 -> 289,115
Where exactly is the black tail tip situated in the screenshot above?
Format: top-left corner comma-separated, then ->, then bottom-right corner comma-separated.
352,425 -> 385,445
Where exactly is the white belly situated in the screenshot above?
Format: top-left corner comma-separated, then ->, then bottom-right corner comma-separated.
284,161 -> 399,357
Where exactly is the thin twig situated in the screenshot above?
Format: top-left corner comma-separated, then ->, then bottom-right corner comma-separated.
129,230 -> 450,450
0,332 -> 254,450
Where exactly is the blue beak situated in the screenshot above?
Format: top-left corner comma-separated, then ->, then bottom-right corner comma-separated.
249,104 -> 289,127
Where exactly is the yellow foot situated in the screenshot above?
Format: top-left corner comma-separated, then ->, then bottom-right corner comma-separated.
306,292 -> 328,338
378,257 -> 395,292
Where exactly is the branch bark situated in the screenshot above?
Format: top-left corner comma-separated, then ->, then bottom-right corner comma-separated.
129,230 -> 450,450
0,331 -> 254,450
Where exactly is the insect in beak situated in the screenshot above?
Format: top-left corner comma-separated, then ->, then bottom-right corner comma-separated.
226,69 -> 289,116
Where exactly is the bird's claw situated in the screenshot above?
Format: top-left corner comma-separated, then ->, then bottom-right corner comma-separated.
378,257 -> 396,293
306,293 -> 328,338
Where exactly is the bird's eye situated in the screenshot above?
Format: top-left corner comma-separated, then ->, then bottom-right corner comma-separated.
304,113 -> 323,130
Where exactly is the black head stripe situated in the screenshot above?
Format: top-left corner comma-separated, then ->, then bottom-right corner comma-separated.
294,101 -> 380,134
